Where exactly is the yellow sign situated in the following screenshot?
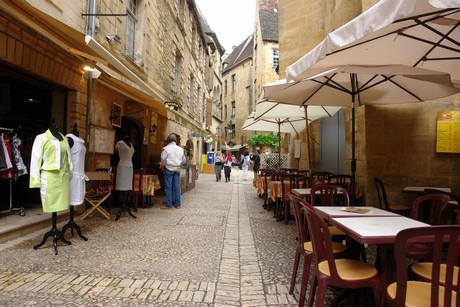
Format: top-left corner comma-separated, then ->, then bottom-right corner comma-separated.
436,111 -> 460,153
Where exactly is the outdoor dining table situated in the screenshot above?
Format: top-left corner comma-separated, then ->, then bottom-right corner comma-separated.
402,185 -> 452,194
327,215 -> 430,286
314,206 -> 399,220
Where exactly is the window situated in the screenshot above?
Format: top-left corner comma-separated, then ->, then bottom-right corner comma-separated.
231,101 -> 235,117
231,74 -> 236,92
126,0 -> 137,58
272,49 -> 279,69
173,51 -> 182,95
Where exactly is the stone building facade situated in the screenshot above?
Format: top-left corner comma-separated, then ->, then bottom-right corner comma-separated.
277,0 -> 460,205
0,0 -> 223,208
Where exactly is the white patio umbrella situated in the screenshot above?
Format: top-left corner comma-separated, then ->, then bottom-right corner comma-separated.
286,0 -> 460,86
263,65 -> 459,204
242,111 -> 307,169
254,99 -> 342,170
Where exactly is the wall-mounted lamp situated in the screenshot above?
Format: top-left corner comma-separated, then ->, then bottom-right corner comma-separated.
150,124 -> 157,133
106,34 -> 121,43
83,62 -> 95,72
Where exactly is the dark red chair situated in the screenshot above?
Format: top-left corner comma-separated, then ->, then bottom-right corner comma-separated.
386,225 -> 460,307
288,194 -> 347,306
303,202 -> 382,307
406,193 -> 451,260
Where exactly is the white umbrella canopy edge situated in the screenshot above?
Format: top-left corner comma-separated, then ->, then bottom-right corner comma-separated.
264,65 -> 460,107
254,99 -> 342,122
286,0 -> 460,84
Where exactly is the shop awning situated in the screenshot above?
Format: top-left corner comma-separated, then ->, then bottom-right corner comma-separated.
85,36 -> 166,103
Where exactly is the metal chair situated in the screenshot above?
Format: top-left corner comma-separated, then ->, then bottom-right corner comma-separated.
386,225 -> 460,307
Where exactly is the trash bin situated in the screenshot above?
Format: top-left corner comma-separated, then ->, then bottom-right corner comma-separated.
207,152 -> 215,164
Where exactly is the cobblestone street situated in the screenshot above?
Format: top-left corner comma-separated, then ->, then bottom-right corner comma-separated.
0,170 -> 306,306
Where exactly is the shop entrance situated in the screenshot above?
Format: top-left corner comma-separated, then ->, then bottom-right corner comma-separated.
0,65 -> 68,211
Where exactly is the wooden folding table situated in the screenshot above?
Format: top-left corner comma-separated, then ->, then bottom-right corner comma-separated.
81,172 -> 112,220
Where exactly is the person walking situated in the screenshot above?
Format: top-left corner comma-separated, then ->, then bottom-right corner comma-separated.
160,133 -> 186,209
223,151 -> 233,182
251,149 -> 261,176
214,151 -> 223,181
241,151 -> 250,181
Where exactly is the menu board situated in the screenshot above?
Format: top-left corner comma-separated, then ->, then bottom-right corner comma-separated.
436,111 -> 460,153
89,127 -> 115,154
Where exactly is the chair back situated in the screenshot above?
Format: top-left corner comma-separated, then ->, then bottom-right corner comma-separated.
296,176 -> 321,188
374,177 -> 390,210
298,170 -> 310,176
410,193 -> 451,225
389,225 -> 460,307
310,183 -> 350,207
270,171 -> 283,181
311,171 -> 334,182
281,168 -> 298,173
281,173 -> 303,200
328,174 -> 352,192
424,188 -> 460,204
302,202 -> 342,279
290,194 -> 310,246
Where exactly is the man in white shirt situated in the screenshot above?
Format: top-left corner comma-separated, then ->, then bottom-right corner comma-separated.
160,133 -> 186,209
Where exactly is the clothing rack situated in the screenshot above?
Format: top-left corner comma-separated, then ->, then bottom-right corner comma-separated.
0,127 -> 26,216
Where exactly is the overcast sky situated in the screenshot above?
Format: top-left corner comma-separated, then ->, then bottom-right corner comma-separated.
194,0 -> 256,53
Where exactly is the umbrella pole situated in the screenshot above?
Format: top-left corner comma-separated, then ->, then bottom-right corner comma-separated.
278,122 -> 281,170
304,107 -> 312,171
350,74 -> 357,206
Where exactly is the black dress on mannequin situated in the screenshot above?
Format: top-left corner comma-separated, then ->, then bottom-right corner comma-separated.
33,121 -> 72,255
62,124 -> 88,241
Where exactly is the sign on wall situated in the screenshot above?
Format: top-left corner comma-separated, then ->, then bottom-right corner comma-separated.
436,111 -> 460,153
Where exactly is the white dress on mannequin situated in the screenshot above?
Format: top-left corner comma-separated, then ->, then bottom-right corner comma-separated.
115,140 -> 134,191
66,133 -> 87,206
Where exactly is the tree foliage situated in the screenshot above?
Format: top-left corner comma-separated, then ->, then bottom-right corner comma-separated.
247,133 -> 279,151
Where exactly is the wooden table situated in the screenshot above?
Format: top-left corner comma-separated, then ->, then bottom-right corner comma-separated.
329,216 -> 429,286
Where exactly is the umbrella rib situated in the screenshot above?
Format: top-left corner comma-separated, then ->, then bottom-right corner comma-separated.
382,75 -> 422,101
326,8 -> 460,58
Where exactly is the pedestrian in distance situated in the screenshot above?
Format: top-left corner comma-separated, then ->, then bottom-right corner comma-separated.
241,151 -> 250,181
251,149 -> 261,176
223,151 -> 233,182
160,133 -> 186,209
214,151 -> 223,181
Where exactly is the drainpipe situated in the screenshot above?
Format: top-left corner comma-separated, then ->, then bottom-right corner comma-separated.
85,0 -> 96,165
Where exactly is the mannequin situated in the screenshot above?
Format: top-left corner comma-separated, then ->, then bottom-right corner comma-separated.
62,124 -> 88,241
30,120 -> 72,254
115,135 -> 136,221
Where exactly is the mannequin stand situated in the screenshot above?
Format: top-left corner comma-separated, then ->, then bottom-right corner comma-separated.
34,212 -> 71,255
115,190 -> 137,221
62,206 -> 88,241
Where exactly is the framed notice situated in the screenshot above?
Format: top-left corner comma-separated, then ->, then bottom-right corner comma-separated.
89,127 -> 116,154
111,102 -> 122,127
436,111 -> 460,153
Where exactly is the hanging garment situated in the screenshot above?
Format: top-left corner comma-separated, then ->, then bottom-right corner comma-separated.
66,133 -> 88,206
0,133 -> 13,179
30,129 -> 73,213
10,134 -> 28,178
